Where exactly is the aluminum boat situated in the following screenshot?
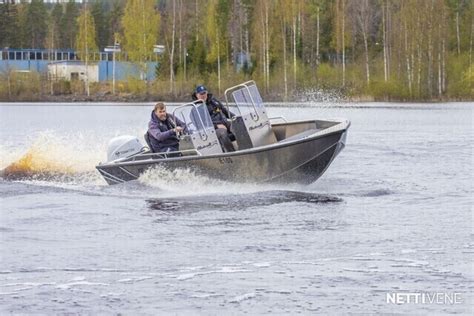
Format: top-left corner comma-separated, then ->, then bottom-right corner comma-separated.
96,81 -> 350,185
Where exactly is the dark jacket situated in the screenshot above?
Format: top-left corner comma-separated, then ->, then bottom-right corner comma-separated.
147,111 -> 186,152
191,92 -> 234,130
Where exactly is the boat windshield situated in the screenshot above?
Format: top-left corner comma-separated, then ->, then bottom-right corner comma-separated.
224,80 -> 276,148
173,101 -> 214,135
230,83 -> 264,117
173,101 -> 223,155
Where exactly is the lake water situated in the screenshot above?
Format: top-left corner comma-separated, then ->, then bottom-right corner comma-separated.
0,102 -> 473,314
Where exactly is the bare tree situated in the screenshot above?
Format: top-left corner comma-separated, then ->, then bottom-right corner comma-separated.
470,11 -> 473,80
438,2 -> 448,96
178,0 -> 182,69
283,19 -> 288,99
265,2 -> 270,91
289,1 -> 304,90
333,0 -> 346,86
414,7 -> 423,96
342,0 -> 346,86
169,0 -> 176,94
292,13 -> 297,89
350,0 -> 372,86
382,0 -> 387,82
404,20 -> 412,95
456,1 -> 461,55
254,0 -> 271,92
427,1 -> 434,98
316,5 -> 320,67
386,0 -> 392,81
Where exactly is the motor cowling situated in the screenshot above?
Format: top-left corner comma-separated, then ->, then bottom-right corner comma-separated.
107,135 -> 145,162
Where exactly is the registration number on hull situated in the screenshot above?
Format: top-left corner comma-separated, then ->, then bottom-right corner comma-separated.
218,157 -> 233,164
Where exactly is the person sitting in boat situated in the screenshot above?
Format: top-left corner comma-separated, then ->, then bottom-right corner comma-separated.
192,85 -> 236,152
147,102 -> 186,154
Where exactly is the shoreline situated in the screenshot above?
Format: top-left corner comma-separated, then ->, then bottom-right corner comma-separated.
0,94 -> 472,104
1,101 -> 472,108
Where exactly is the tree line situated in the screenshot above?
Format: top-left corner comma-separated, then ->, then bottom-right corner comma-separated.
0,0 -> 472,101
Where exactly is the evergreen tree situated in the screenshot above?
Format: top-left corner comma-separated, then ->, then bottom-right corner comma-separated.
46,3 -> 63,49
0,3 -> 20,48
107,1 -> 124,46
51,3 -> 63,28
0,5 -> 5,47
24,0 -> 48,48
60,0 -> 79,49
187,37 -> 207,76
91,1 -> 108,49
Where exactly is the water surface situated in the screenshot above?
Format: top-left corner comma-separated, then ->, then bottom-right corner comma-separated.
0,102 -> 472,314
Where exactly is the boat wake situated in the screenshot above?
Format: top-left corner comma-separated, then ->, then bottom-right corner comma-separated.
136,166 -> 269,196
136,166 -> 334,198
0,130 -> 344,200
0,131 -> 105,185
1,149 -> 75,180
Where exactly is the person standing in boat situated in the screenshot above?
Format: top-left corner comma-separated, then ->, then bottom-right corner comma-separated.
191,85 -> 236,152
147,102 -> 186,154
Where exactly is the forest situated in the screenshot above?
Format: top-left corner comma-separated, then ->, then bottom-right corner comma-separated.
0,0 -> 472,101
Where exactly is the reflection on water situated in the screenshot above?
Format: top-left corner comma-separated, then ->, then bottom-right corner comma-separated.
146,190 -> 342,213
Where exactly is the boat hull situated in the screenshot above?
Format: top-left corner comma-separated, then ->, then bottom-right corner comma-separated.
96,126 -> 348,185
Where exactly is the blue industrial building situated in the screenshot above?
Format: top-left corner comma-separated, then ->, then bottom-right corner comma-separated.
0,48 -> 158,81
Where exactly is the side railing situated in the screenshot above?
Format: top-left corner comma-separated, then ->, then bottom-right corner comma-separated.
113,149 -> 201,163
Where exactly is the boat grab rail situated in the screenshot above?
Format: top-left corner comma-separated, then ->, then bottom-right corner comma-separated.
114,148 -> 202,163
224,80 -> 260,122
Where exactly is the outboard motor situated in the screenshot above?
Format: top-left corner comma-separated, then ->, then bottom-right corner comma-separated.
107,135 -> 145,162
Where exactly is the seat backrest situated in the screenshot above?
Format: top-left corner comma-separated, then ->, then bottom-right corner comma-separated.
143,132 -> 155,152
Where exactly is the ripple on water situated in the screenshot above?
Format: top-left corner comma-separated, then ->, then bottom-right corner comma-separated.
228,292 -> 257,303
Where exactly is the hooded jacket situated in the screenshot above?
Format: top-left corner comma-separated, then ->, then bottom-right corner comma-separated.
147,111 -> 186,152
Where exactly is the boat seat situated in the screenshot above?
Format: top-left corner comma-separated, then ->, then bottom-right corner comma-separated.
143,132 -> 156,152
278,128 -> 320,143
231,116 -> 252,149
144,132 -> 196,154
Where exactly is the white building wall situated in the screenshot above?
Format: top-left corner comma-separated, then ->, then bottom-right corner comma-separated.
48,63 -> 99,82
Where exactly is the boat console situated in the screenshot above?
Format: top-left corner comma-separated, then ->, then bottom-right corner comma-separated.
171,80 -> 279,155
173,101 -> 223,155
224,81 -> 277,150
